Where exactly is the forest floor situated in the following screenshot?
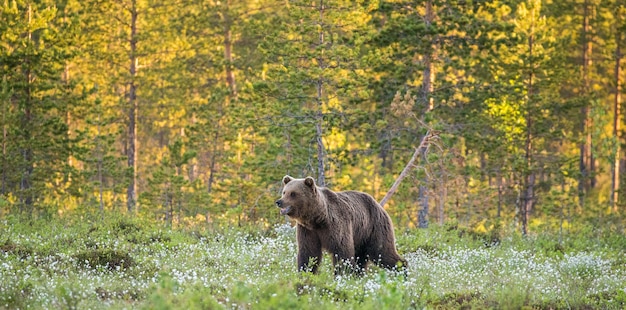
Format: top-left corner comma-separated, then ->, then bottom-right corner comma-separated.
1,215 -> 625,309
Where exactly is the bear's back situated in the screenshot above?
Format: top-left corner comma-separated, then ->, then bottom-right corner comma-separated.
320,188 -> 376,208
321,189 -> 385,227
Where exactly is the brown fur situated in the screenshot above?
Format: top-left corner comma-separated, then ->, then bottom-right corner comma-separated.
275,175 -> 407,275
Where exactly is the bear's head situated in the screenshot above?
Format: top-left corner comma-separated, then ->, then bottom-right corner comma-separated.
275,175 -> 318,219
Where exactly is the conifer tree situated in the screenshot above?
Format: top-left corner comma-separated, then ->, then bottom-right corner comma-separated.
259,0 -> 375,187
0,0 -> 82,215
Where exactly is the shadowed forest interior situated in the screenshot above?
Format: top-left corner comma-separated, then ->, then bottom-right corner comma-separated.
1,0 -> 625,235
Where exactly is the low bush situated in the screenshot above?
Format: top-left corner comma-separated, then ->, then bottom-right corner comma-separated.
0,215 -> 623,309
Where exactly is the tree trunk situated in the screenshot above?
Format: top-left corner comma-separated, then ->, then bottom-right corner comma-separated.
21,91 -> 33,211
438,180 -> 445,225
97,117 -> 104,213
315,0 -> 326,187
579,0 -> 594,205
207,0 -> 237,194
63,65 -> 73,184
20,4 -> 34,212
315,85 -> 325,187
166,187 -> 172,227
612,27 -> 622,212
497,169 -> 503,218
176,165 -> 182,228
522,159 -> 535,236
522,31 -> 536,236
126,0 -> 138,213
1,83 -> 7,195
417,0 -> 435,228
380,131 -> 432,208
422,0 -> 435,112
188,114 -> 197,183
207,130 -> 219,193
418,185 -> 429,228
223,0 -> 237,99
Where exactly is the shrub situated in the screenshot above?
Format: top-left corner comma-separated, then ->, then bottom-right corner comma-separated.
75,248 -> 134,270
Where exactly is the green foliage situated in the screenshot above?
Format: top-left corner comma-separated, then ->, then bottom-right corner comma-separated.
2,2 -> 626,309
0,0 -> 625,235
143,274 -> 224,310
0,0 -> 83,214
74,248 -> 134,270
1,215 -> 624,309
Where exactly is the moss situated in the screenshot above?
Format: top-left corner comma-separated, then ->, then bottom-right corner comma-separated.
0,239 -> 33,259
75,248 -> 134,270
432,292 -> 486,309
0,280 -> 34,309
95,286 -> 142,301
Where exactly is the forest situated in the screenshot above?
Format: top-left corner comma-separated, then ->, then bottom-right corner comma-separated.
1,0 -> 625,235
2,1 -> 626,308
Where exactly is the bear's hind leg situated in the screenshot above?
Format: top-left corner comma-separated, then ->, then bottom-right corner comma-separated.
371,251 -> 408,275
355,252 -> 368,275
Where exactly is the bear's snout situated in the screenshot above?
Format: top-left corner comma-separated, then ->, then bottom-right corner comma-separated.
275,199 -> 292,216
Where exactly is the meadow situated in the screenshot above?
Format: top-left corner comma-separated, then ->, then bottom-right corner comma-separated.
1,215 -> 625,309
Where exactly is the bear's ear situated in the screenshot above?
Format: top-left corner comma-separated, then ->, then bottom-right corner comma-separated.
304,177 -> 315,188
282,175 -> 293,185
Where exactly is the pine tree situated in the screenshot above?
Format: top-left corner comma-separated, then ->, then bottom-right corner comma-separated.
368,0 -> 491,226
0,0 -> 82,215
490,0 -> 571,234
259,0 -> 375,187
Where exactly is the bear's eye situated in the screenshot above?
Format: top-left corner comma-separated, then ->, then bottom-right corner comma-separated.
290,192 -> 296,197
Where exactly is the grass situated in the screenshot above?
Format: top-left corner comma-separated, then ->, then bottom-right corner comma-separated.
0,215 -> 625,309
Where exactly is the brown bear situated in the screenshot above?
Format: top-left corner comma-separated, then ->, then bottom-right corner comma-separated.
275,175 -> 407,275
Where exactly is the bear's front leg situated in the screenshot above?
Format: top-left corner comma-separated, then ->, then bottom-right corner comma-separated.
296,225 -> 322,273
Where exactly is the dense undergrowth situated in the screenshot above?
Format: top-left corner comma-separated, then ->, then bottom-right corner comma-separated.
0,214 -> 625,309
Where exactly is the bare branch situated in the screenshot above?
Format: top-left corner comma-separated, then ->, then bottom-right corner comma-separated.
379,130 -> 438,208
